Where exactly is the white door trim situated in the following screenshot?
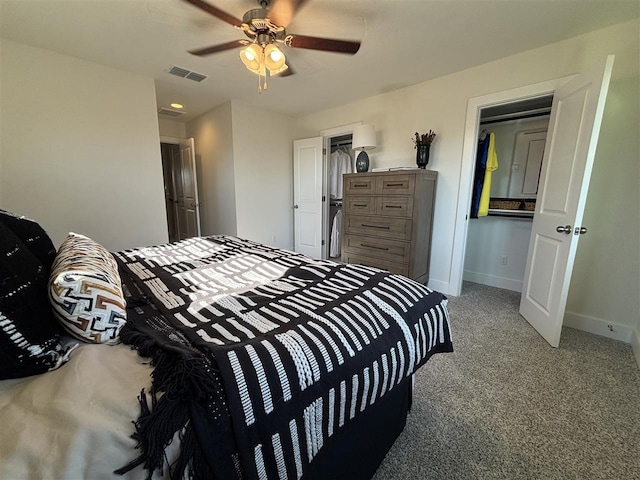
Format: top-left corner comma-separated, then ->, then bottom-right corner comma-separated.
449,76 -> 573,296
320,122 -> 362,138
160,135 -> 183,145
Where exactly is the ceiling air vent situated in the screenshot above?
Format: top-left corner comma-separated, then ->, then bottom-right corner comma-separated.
167,65 -> 208,83
158,107 -> 186,118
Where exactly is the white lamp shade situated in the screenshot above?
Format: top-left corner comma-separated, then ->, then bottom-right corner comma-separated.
352,124 -> 376,150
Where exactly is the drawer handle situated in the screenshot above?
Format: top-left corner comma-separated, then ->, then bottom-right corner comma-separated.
353,203 -> 368,207
385,205 -> 402,209
361,243 -> 389,251
385,183 -> 405,187
361,224 -> 390,230
353,184 -> 369,188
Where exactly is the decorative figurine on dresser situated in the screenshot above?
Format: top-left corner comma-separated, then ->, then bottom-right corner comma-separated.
340,169 -> 437,284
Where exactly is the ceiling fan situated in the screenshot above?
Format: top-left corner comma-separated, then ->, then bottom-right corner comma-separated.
183,0 -> 361,90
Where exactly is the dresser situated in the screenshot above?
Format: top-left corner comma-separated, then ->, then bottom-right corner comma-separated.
341,169 -> 437,284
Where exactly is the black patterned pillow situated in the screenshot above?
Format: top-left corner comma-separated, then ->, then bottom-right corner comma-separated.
0,222 -> 65,380
0,210 -> 56,270
49,233 -> 127,344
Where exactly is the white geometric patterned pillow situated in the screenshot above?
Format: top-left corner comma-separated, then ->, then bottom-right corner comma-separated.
49,233 -> 126,344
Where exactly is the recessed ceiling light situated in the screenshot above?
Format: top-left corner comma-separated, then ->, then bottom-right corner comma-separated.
170,103 -> 184,109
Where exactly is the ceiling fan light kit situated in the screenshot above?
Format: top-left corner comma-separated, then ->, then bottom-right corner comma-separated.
184,0 -> 361,93
239,41 -> 289,92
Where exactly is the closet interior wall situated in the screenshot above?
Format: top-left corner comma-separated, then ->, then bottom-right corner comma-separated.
328,134 -> 353,260
464,97 -> 552,292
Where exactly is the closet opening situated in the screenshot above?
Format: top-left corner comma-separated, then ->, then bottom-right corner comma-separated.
161,142 -> 181,243
159,137 -> 201,242
463,94 -> 553,294
326,133 -> 354,261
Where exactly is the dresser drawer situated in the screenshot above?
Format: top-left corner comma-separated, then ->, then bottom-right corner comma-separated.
377,196 -> 414,218
379,174 -> 415,195
343,235 -> 411,263
344,175 -> 376,196
340,252 -> 409,277
344,196 -> 375,215
344,215 -> 412,240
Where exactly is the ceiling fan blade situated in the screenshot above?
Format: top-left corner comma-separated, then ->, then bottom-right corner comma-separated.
267,0 -> 309,27
183,0 -> 243,28
287,34 -> 360,54
188,40 -> 247,56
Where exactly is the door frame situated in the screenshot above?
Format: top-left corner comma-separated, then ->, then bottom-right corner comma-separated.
160,135 -> 201,240
450,76 -> 574,296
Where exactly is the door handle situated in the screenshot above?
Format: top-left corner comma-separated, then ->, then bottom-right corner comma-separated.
574,226 -> 588,235
556,225 -> 572,234
293,205 -> 299,209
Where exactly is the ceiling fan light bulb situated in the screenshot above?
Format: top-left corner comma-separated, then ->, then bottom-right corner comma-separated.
240,44 -> 262,71
264,44 -> 286,71
270,49 -> 282,62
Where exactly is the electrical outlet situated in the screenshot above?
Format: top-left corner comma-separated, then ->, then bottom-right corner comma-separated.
499,255 -> 508,265
271,234 -> 277,244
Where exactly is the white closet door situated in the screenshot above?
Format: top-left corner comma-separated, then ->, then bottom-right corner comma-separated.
293,137 -> 323,258
520,55 -> 614,347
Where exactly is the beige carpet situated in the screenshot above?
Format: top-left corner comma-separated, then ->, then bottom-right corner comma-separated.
373,281 -> 640,480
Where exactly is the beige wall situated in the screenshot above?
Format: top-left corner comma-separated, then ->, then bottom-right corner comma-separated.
0,39 -> 167,251
231,101 -> 294,249
295,20 -> 640,333
185,101 -> 294,249
186,101 -> 238,237
158,118 -> 187,139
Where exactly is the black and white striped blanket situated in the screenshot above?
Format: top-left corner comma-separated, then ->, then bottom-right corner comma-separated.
115,235 -> 453,480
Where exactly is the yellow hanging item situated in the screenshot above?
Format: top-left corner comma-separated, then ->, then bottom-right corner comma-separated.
478,132 -> 498,216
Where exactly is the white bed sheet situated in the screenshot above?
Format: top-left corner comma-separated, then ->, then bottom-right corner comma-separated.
0,342 -> 155,479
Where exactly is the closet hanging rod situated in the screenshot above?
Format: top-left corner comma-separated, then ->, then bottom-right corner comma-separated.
480,107 -> 551,125
331,140 -> 352,148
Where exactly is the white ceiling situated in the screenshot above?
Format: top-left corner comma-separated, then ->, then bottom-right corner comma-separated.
1,0 -> 638,122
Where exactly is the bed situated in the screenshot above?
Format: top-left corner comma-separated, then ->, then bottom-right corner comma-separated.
0,211 -> 453,480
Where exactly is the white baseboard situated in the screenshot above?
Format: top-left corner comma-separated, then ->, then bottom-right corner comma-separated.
563,311 -> 634,343
462,271 -> 523,293
428,278 -> 452,295
631,329 -> 640,370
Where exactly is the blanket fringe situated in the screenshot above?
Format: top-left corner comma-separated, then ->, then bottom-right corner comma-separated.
115,321 -> 217,479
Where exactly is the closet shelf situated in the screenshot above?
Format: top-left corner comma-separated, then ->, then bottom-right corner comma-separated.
487,209 -> 534,219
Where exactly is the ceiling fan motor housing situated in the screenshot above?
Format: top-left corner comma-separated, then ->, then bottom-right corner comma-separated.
241,6 -> 287,44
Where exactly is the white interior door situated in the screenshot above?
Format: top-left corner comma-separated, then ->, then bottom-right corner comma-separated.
520,55 -> 614,347
293,137 -> 323,258
177,137 -> 201,239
